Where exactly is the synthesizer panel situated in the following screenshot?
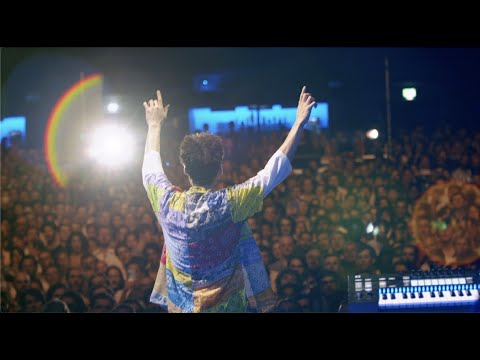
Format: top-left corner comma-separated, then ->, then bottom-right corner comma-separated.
347,270 -> 480,312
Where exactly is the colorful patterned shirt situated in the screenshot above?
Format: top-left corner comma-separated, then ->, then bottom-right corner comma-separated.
142,149 -> 292,312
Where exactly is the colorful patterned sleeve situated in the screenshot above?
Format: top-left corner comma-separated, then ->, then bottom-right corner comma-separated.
226,149 -> 292,223
142,151 -> 174,214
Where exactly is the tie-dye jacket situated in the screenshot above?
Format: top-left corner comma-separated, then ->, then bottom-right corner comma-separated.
142,150 -> 291,312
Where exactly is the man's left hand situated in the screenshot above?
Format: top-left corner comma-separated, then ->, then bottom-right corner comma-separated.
143,89 -> 170,127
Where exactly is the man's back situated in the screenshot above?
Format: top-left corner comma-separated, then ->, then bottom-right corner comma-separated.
156,186 -> 250,312
145,150 -> 290,312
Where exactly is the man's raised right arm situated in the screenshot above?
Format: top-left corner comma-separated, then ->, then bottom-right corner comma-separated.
278,85 -> 316,161
226,86 -> 316,222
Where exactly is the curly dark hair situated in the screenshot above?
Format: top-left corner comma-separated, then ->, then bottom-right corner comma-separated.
179,133 -> 224,187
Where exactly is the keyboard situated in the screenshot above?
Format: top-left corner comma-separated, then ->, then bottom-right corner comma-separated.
347,269 -> 480,312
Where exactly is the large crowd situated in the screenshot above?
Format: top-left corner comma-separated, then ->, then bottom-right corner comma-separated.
2,122 -> 480,312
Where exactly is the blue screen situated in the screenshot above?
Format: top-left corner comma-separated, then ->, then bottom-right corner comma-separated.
189,103 -> 328,134
1,116 -> 26,147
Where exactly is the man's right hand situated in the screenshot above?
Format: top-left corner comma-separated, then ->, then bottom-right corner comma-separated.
295,86 -> 316,127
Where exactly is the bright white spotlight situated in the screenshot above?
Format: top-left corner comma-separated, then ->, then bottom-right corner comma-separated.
86,124 -> 134,167
402,87 -> 417,101
366,129 -> 379,140
107,102 -> 119,114
366,222 -> 379,236
366,222 -> 374,234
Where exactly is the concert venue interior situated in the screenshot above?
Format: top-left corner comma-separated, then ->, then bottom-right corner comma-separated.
2,47 -> 480,313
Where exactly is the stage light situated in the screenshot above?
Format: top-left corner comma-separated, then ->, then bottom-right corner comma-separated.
366,129 -> 379,140
366,222 -> 374,233
366,222 -> 379,236
86,124 -> 134,167
107,102 -> 119,114
402,87 -> 417,101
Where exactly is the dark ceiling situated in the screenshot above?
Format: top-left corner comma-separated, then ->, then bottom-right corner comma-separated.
2,47 -> 480,145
